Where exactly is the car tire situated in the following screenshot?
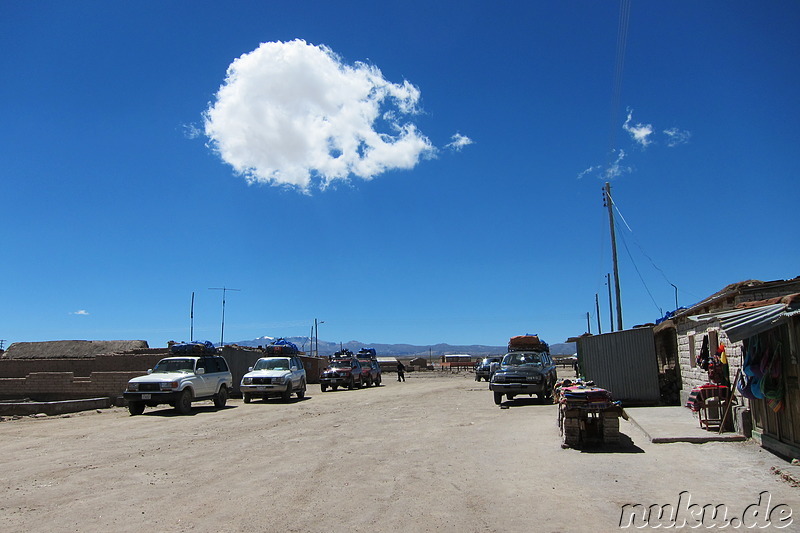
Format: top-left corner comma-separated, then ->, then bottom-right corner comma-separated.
214,385 -> 228,408
128,401 -> 145,416
297,380 -> 306,399
366,376 -> 373,387
176,389 -> 193,415
321,384 -> 328,392
243,393 -> 252,403
493,391 -> 503,405
281,384 -> 293,402
375,376 -> 381,386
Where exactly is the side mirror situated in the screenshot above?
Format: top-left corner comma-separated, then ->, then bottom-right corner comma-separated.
290,366 -> 297,371
248,367 -> 253,372
147,369 -> 153,374
196,368 -> 205,375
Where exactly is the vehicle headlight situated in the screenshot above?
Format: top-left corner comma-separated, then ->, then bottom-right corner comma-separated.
127,382 -> 139,392
242,377 -> 252,385
492,375 -> 504,383
160,382 -> 178,390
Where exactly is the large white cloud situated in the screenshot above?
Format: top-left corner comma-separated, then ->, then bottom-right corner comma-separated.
204,39 -> 436,190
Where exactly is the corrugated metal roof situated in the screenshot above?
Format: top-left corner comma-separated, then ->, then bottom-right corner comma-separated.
689,302 -> 797,343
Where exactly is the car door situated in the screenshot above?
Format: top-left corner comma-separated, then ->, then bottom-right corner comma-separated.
288,356 -> 300,389
193,357 -> 211,397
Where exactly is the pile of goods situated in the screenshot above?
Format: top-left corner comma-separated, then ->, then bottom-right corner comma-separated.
169,340 -> 217,355
556,379 -> 622,448
508,334 -> 549,353
265,339 -> 300,355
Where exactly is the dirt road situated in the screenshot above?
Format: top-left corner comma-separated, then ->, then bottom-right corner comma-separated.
1,372 -> 797,532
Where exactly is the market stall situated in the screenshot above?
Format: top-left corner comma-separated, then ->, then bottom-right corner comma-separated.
557,379 -> 622,448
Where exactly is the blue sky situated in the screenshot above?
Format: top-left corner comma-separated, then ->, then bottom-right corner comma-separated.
2,1 -> 798,349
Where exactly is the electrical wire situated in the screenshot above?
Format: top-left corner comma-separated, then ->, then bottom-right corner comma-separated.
607,0 -> 631,166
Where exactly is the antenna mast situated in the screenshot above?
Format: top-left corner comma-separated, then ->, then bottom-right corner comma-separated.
209,287 -> 241,347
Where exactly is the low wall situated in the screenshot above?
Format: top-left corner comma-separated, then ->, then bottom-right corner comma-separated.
0,349 -> 329,401
0,397 -> 113,416
0,371 -> 147,401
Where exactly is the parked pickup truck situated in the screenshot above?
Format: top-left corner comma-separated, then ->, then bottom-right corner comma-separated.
489,351 -> 557,405
123,355 -> 232,415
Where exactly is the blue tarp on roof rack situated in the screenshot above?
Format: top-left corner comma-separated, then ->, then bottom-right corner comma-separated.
170,341 -> 216,355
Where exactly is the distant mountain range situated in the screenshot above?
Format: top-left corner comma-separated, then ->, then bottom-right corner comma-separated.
227,336 -> 576,357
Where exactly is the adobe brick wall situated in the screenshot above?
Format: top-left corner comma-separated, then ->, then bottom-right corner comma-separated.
0,348 -> 329,400
677,320 -> 744,405
0,371 -> 147,401
0,353 -> 166,378
0,352 -> 166,401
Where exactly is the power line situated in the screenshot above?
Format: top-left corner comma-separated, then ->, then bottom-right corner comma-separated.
607,0 -> 632,165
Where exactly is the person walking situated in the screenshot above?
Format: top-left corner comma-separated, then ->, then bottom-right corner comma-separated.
396,361 -> 406,382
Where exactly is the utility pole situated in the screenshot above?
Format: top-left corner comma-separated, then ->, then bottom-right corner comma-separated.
190,292 -> 195,342
595,293 -> 602,334
604,182 -> 623,331
209,287 -> 240,347
314,319 -> 325,358
586,312 -> 591,334
670,283 -> 679,311
607,273 -> 614,332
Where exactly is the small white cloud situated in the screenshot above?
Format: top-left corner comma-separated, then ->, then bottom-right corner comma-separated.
204,39 -> 436,191
663,127 -> 691,147
445,133 -> 473,151
603,149 -> 632,179
622,109 -> 654,147
70,310 -> 90,316
577,150 -> 631,180
577,164 -> 601,180
183,123 -> 202,139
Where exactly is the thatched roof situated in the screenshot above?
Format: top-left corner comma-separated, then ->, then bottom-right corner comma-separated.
2,340 -> 149,359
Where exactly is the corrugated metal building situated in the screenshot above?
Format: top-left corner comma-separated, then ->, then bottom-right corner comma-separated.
576,327 -> 661,404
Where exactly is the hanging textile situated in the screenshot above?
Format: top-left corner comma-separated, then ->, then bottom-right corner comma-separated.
697,335 -> 710,371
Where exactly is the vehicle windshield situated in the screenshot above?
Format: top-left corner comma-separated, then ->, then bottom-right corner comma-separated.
503,353 -> 542,366
330,360 -> 353,369
153,358 -> 195,373
254,358 -> 290,371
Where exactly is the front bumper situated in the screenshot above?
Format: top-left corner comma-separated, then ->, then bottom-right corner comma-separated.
489,382 -> 546,395
241,383 -> 289,394
320,376 -> 350,386
123,391 -> 180,404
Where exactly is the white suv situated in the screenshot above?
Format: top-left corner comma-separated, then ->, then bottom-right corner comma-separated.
124,355 -> 233,415
240,356 -> 306,403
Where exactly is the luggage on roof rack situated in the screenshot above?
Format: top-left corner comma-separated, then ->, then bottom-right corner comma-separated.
170,340 -> 216,355
508,334 -> 549,353
265,339 -> 299,355
357,348 -> 377,359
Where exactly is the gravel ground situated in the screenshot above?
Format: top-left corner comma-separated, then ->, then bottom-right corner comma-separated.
1,371 -> 798,532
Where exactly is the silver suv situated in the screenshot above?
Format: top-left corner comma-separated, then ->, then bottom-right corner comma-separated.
124,355 -> 233,415
240,355 -> 307,403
